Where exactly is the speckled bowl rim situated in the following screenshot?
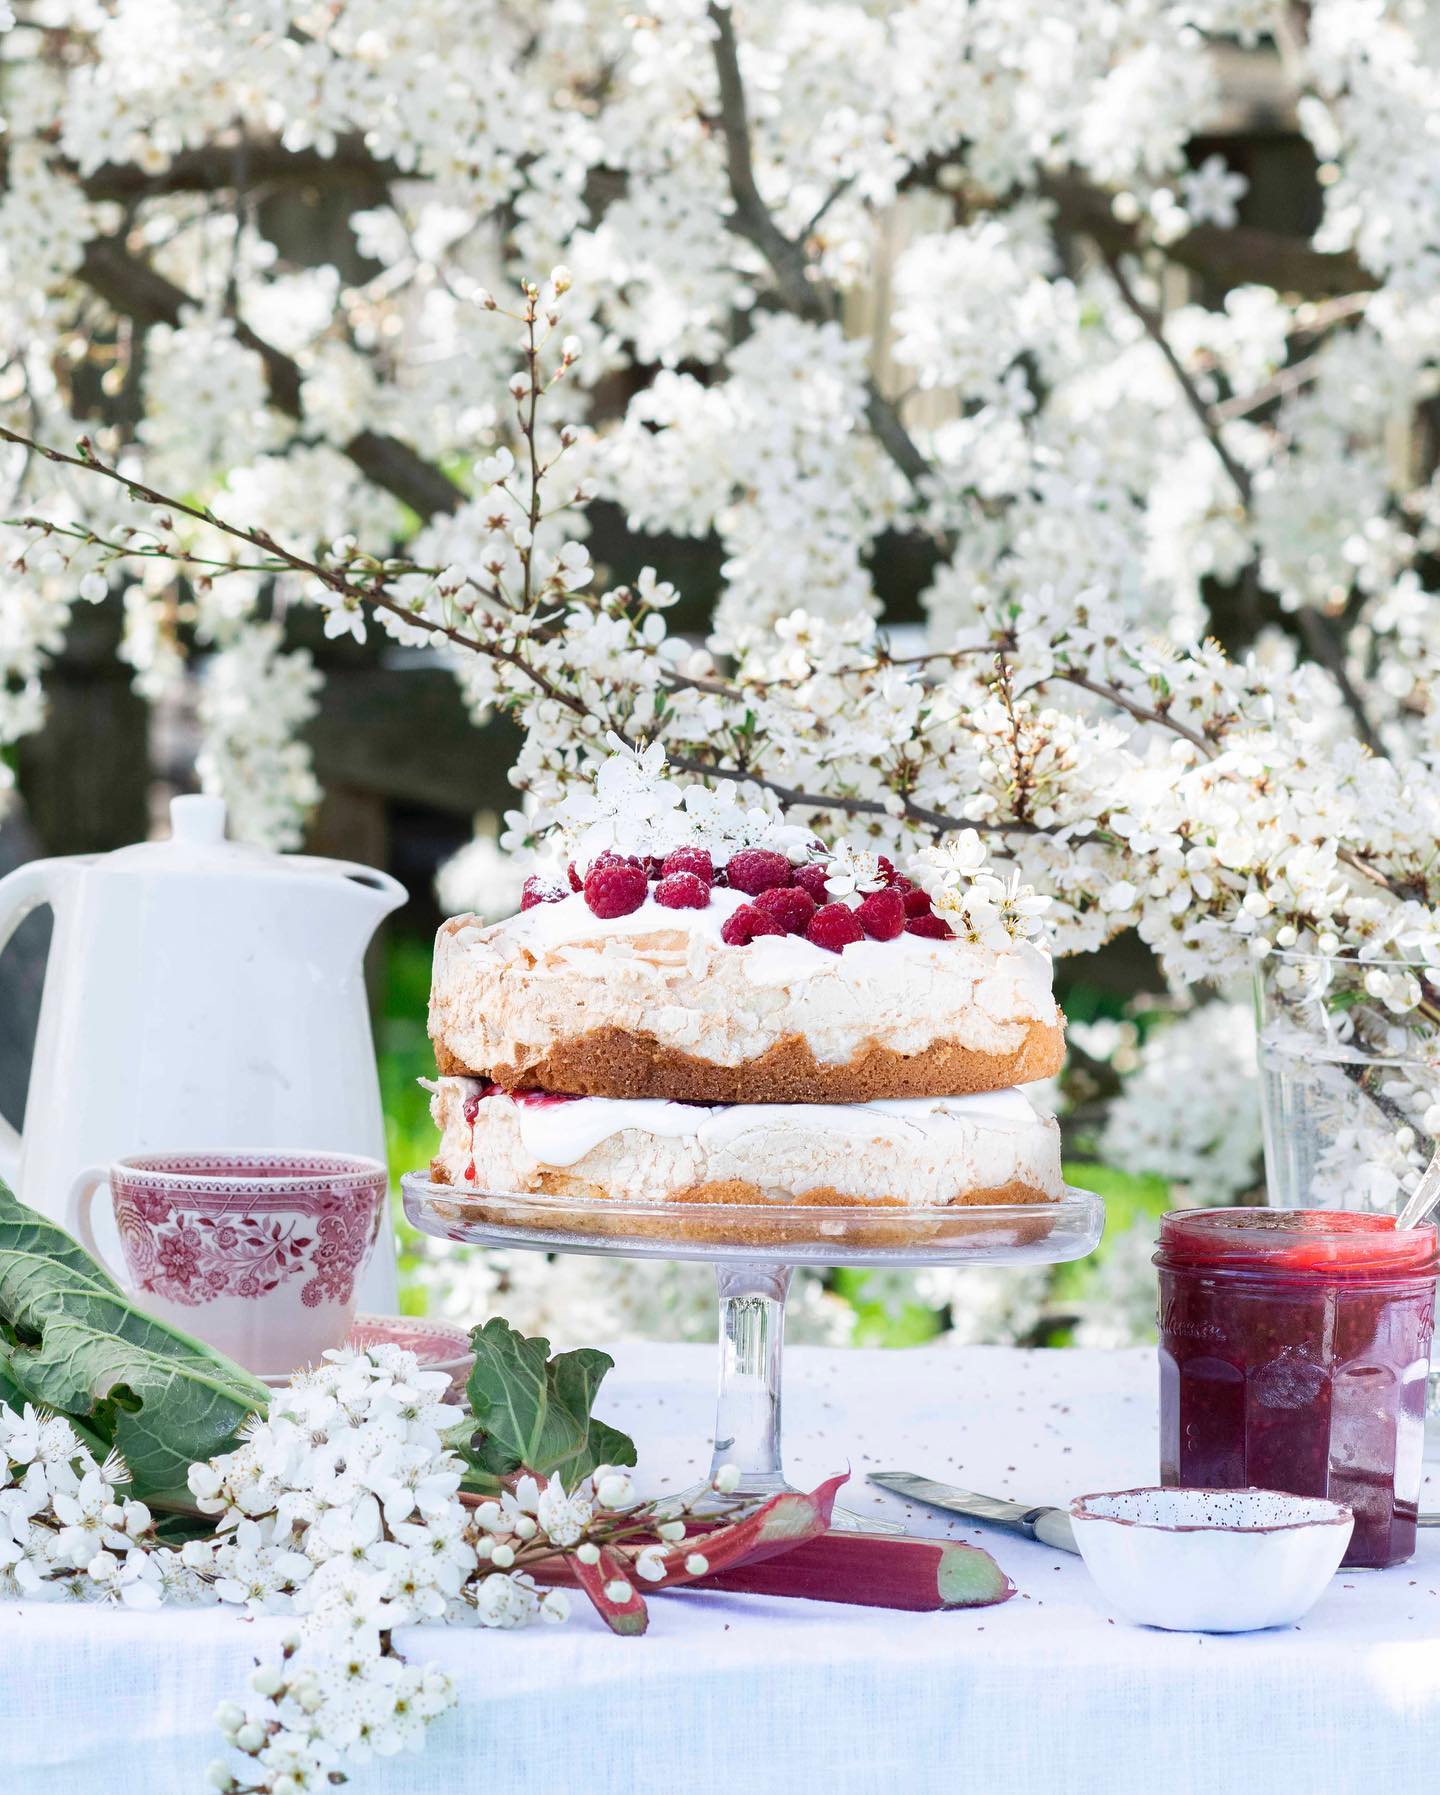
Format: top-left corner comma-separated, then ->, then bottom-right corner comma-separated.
1070,1486 -> 1353,1535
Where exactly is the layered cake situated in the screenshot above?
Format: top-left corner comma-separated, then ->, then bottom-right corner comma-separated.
427,766 -> 1066,1226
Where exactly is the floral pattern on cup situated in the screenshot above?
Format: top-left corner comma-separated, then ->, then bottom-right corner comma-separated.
106,1153 -> 385,1316
115,1188 -> 377,1309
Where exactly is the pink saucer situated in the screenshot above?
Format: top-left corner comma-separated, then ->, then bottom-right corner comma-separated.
261,1312 -> 474,1394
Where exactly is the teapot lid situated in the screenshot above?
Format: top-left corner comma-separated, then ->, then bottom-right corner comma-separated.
96,798 -> 407,910
97,797 -> 317,878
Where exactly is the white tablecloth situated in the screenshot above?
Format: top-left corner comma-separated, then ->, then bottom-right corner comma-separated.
4,1344 -> 1438,1795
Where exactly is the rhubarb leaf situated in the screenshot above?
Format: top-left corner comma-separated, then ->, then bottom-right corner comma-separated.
0,1184 -> 269,1502
462,1317 -> 637,1490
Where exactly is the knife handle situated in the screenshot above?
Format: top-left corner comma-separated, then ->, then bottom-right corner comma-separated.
1031,1508 -> 1078,1554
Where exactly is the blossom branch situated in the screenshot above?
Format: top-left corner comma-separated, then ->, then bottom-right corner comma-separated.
1099,244 -> 1253,505
1098,250 -> 1387,755
74,237 -> 466,521
705,2 -> 933,493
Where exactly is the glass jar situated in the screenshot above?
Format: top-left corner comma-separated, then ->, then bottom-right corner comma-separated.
1156,1208 -> 1437,1569
1254,951 -> 1440,1213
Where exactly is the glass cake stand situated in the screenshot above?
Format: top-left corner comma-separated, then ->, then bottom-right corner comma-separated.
401,1177 -> 1104,1526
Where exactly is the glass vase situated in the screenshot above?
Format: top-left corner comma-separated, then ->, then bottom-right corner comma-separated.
1254,951 -> 1440,1214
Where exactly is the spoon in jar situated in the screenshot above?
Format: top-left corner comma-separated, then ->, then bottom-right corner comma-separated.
1396,1143 -> 1440,1231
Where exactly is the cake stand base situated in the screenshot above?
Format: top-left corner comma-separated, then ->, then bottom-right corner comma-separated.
401,1178 -> 1105,1535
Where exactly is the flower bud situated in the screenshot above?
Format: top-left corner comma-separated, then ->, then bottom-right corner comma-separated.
596,1473 -> 633,1509
576,1543 -> 600,1566
235,1722 -> 266,1754
205,1762 -> 235,1792
685,1554 -> 710,1577
188,1464 -> 223,1501
713,1463 -> 741,1494
603,1579 -> 633,1604
490,1542 -> 516,1569
249,1663 -> 283,1698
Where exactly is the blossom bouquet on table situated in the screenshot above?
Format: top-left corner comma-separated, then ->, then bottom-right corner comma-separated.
0,1187 -> 1006,1793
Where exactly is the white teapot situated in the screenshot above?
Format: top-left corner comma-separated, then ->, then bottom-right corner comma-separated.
0,795 -> 405,1307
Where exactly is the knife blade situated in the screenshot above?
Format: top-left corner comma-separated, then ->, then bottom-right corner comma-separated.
868,1472 -> 1078,1554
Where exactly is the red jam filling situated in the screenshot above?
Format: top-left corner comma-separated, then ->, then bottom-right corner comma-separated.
1156,1208 -> 1438,1569
463,1082 -> 584,1126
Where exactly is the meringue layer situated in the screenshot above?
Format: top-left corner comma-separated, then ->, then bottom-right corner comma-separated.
428,887 -> 1061,1095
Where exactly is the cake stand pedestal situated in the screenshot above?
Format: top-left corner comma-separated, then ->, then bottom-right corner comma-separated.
401,1178 -> 1104,1520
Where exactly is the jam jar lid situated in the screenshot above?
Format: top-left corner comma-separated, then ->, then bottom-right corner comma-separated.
1158,1207 -> 1439,1280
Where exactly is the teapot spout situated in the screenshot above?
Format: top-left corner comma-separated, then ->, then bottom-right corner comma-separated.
331,864 -> 409,931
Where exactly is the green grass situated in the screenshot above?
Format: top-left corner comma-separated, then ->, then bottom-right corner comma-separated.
379,936 -> 444,1315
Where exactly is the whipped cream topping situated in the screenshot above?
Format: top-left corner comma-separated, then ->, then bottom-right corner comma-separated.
494,1084 -> 1044,1166
430,889 -> 1060,1075
430,1076 -> 1063,1207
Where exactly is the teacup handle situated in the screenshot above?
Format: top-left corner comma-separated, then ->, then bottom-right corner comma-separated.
65,1165 -> 129,1289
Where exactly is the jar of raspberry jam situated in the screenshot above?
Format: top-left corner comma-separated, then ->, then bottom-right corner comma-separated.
1156,1208 -> 1437,1569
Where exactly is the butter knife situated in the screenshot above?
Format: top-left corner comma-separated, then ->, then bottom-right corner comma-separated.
868,1471 -> 1078,1554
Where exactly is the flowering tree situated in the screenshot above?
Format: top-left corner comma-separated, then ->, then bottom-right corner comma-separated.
4,2 -> 1440,1243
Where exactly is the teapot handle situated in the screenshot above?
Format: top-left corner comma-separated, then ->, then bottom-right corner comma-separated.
0,860 -> 64,1189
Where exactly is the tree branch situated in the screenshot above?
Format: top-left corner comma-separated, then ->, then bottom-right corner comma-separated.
705,2 -> 933,494
1040,171 -> 1376,299
1100,245 -> 1253,505
74,238 -> 465,521
665,754 -> 1037,837
0,425 -> 587,718
1100,247 -> 1388,753
1293,605 -> 1383,755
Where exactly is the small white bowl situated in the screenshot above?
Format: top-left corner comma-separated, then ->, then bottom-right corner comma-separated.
1069,1487 -> 1354,1633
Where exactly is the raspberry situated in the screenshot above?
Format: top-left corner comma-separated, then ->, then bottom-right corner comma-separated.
643,855 -> 667,880
720,903 -> 787,946
878,856 -> 897,885
805,902 -> 864,953
654,871 -> 711,910
583,857 -> 648,919
662,846 -> 714,884
724,849 -> 793,896
856,888 -> 905,940
520,875 -> 566,911
567,861 -> 583,892
906,912 -> 954,940
902,885 -> 934,918
753,886 -> 816,935
793,862 -> 831,901
889,875 -> 915,896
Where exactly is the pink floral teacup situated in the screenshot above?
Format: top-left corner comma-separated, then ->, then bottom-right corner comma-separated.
66,1152 -> 388,1376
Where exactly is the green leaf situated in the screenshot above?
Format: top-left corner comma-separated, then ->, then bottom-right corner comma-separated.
462,1317 -> 637,1490
0,1184 -> 269,1502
